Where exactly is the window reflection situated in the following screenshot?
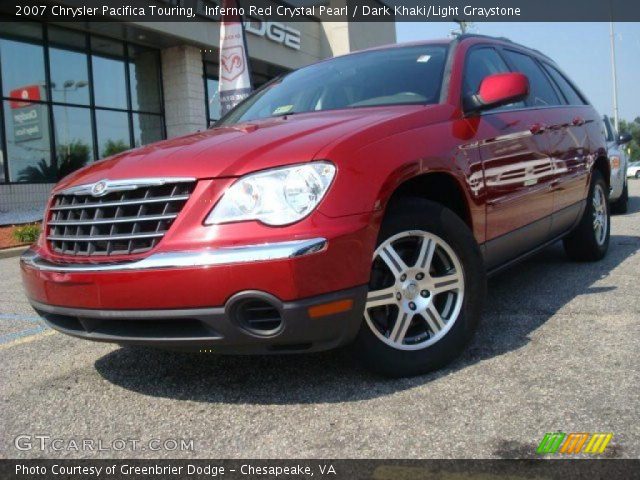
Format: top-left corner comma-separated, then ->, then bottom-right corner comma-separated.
49,48 -> 90,105
92,55 -> 128,109
206,77 -> 221,122
96,110 -> 130,158
3,100 -> 52,182
52,106 -> 93,178
129,45 -> 161,113
133,113 -> 163,147
0,38 -> 47,101
0,25 -> 165,184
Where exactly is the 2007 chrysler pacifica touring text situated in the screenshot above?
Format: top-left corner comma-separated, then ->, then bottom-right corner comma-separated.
21,35 -> 610,377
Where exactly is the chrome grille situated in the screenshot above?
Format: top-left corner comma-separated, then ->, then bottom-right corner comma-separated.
47,179 -> 196,256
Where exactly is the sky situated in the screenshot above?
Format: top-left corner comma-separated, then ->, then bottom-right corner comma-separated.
396,22 -> 640,123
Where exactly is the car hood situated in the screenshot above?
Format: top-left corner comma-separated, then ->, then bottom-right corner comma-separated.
55,105 -> 440,191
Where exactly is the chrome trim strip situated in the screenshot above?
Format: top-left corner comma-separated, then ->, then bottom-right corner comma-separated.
49,195 -> 190,211
47,232 -> 166,242
21,238 -> 328,273
48,213 -> 178,226
58,177 -> 196,196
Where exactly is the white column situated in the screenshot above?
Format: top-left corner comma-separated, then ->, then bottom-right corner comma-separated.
161,45 -> 207,138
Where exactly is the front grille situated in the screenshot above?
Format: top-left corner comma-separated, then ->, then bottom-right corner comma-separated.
47,180 -> 196,256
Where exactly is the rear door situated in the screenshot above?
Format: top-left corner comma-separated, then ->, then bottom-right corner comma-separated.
463,46 -> 554,269
537,61 -> 593,236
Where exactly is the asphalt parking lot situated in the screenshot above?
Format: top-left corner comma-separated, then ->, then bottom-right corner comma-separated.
1,182 -> 639,460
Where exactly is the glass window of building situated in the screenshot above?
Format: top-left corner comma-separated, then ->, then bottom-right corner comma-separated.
3,100 -> 52,182
92,55 -> 128,109
206,77 -> 221,123
0,35 -> 47,102
0,23 -> 165,183
48,27 -> 90,106
96,109 -> 130,158
204,63 -> 221,124
52,106 -> 94,178
133,113 -> 163,147
129,44 -> 161,113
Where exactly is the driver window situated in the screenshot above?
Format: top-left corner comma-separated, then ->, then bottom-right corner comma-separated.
463,47 -> 525,110
464,47 -> 509,97
502,50 -> 560,107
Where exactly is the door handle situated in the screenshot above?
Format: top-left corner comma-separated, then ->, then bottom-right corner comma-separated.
530,123 -> 546,135
572,116 -> 585,126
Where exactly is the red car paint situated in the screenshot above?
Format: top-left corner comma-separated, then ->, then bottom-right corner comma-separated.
21,36 -> 608,349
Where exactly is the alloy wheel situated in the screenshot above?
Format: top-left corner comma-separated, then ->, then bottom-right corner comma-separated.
364,230 -> 465,351
592,184 -> 608,246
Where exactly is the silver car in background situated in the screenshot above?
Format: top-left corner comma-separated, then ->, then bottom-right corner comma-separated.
603,115 -> 632,214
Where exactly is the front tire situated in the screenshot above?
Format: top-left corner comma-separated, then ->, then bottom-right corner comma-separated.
353,198 -> 486,377
563,170 -> 610,261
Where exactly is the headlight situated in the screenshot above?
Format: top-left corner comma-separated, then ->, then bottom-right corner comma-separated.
205,162 -> 336,226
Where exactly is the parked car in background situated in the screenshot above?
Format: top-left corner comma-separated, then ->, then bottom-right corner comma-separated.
603,115 -> 631,213
628,161 -> 640,179
20,35 -> 611,377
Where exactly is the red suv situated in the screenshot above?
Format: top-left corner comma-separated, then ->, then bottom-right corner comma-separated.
21,35 -> 609,377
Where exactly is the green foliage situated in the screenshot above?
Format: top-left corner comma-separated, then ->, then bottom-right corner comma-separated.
619,118 -> 640,162
57,140 -> 90,178
12,224 -> 41,244
101,139 -> 130,158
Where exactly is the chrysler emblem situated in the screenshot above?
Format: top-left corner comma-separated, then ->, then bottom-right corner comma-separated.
91,180 -> 109,197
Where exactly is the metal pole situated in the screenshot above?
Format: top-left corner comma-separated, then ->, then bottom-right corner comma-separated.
609,21 -> 620,132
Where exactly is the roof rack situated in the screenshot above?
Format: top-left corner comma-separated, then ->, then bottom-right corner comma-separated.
455,33 -> 553,61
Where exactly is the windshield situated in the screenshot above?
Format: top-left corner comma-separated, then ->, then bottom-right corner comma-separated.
218,44 -> 448,126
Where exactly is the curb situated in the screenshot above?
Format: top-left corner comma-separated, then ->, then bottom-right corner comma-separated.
0,246 -> 29,260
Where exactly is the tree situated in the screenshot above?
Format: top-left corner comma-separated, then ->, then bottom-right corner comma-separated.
17,140 -> 90,182
619,118 -> 640,161
101,139 -> 130,158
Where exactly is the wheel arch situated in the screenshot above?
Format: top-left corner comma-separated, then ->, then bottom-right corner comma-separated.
593,155 -> 611,188
384,172 -> 474,230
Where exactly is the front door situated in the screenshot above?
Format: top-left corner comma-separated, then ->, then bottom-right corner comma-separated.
462,46 -> 554,269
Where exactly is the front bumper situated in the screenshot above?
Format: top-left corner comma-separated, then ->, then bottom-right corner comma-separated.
21,232 -> 374,352
30,285 -> 367,353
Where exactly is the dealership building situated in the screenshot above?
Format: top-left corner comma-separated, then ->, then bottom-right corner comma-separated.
0,0 -> 395,222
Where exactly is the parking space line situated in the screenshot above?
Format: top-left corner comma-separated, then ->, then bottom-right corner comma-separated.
0,313 -> 43,324
0,327 -> 55,350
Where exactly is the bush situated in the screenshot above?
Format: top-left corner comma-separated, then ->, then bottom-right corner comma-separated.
12,224 -> 41,244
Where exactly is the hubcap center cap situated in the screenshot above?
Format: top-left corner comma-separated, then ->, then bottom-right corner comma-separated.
402,281 -> 420,300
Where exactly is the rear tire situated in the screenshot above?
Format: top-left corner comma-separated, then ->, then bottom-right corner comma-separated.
563,170 -> 610,261
353,198 -> 486,377
610,180 -> 628,214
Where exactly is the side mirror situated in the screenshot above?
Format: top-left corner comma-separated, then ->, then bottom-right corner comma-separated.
464,72 -> 529,114
618,132 -> 632,145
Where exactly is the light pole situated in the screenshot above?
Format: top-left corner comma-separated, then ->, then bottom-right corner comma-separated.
51,80 -> 88,157
609,21 -> 620,132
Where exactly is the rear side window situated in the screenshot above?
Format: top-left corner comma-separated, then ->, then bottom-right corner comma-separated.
502,50 -> 560,107
463,47 -> 510,98
542,63 -> 587,105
